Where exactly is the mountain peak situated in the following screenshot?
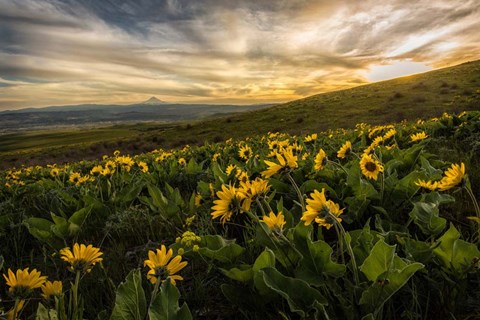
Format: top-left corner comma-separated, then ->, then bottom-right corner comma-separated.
142,96 -> 166,105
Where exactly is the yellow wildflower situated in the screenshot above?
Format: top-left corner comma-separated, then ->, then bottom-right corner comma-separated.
60,243 -> 103,273
262,211 -> 286,232
144,245 -> 188,285
360,153 -> 384,181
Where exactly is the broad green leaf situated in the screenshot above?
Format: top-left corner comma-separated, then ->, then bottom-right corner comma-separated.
220,265 -> 253,282
110,269 -> 146,320
252,248 -> 276,295
261,267 -> 327,317
36,303 -> 58,320
149,278 -> 192,320
349,219 -> 379,265
295,234 -> 345,285
50,213 -> 69,239
433,224 -> 480,277
198,235 -> 245,263
359,240 -> 424,310
68,206 -> 91,228
409,201 -> 446,236
360,240 -> 396,282
24,217 -> 54,241
359,262 -> 423,307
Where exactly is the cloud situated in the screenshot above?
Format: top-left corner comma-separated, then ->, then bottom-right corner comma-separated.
0,0 -> 479,109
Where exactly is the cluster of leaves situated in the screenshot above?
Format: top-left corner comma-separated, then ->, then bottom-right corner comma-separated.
0,111 -> 479,319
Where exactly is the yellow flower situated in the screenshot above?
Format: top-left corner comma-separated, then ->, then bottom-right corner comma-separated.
114,150 -> 121,157
437,163 -> 465,191
382,128 -> 397,140
235,169 -> 249,183
304,133 -> 318,143
194,193 -> 202,207
6,299 -> 25,320
212,153 -> 220,161
262,211 -> 286,232
50,168 -> 60,177
415,179 -> 439,191
238,145 -> 253,160
314,149 -> 327,171
360,153 -> 384,181
179,231 -> 201,247
41,280 -> 63,300
144,245 -> 188,285
178,158 -> 186,166
138,161 -> 149,173
261,148 -> 298,178
90,165 -> 103,176
211,184 -> 243,224
337,141 -> 352,159
226,164 -> 236,175
301,189 -> 344,229
69,172 -> 82,185
238,178 -> 270,211
60,243 -> 103,273
410,132 -> 428,142
3,268 -> 47,297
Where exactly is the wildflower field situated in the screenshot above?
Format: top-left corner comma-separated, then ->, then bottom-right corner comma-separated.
1,111 -> 479,319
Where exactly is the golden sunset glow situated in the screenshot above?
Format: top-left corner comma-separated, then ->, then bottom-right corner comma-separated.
0,1 -> 479,109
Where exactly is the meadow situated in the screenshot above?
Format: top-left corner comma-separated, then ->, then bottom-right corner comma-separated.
1,110 -> 479,319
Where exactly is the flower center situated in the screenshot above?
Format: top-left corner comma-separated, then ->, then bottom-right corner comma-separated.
365,162 -> 377,172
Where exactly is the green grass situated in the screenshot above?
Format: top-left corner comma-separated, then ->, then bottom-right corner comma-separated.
1,59 -> 479,169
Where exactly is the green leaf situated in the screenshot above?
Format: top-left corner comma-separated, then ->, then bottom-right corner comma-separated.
295,233 -> 345,285
359,262 -> 423,307
68,206 -> 91,227
110,269 -> 147,320
252,248 -> 276,295
360,240 -> 396,282
220,265 -> 253,282
359,240 -> 424,310
149,278 -> 192,320
50,213 -> 70,239
433,224 -> 480,277
198,235 -> 245,263
409,201 -> 446,236
116,182 -> 144,205
24,217 -> 54,241
346,164 -> 379,200
36,303 -> 58,320
261,267 -> 327,317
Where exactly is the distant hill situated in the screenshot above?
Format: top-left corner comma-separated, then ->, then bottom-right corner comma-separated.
0,99 -> 273,133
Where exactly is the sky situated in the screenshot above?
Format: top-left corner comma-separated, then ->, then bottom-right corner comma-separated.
0,0 -> 479,110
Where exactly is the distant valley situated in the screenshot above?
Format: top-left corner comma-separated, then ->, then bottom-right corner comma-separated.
0,97 -> 273,133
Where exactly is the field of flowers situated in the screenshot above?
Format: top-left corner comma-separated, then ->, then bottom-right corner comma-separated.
0,111 -> 479,319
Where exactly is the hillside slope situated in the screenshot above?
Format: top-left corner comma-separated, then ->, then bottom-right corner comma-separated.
1,59 -> 479,168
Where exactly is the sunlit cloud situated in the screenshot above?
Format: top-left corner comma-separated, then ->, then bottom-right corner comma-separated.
364,60 -> 432,82
0,0 -> 479,110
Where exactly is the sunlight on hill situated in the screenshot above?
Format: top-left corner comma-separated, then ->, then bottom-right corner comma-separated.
364,60 -> 432,82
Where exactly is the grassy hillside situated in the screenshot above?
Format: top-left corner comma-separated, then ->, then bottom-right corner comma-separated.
1,60 -> 479,168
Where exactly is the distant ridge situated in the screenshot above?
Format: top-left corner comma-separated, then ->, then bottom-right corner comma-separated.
140,96 -> 166,105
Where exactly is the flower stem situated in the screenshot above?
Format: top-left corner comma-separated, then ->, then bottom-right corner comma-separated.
465,184 -> 480,218
255,198 -> 267,217
12,298 -> 20,320
149,278 -> 162,311
72,270 -> 81,320
328,213 -> 360,287
287,173 -> 305,212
